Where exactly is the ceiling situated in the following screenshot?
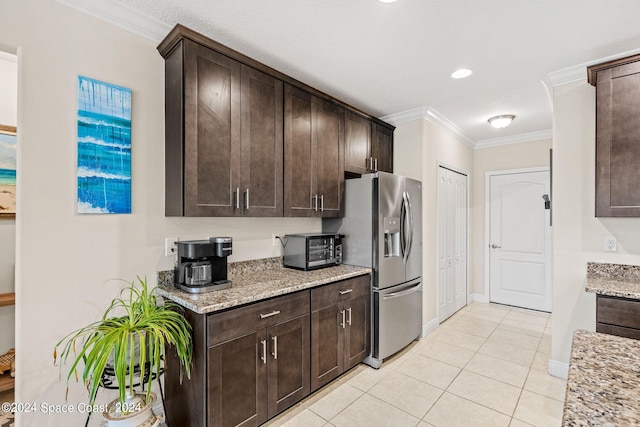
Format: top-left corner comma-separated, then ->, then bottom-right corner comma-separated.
80,0 -> 640,145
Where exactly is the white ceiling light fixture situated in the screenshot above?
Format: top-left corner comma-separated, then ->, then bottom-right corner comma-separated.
451,68 -> 473,79
488,114 -> 516,129
379,0 -> 397,3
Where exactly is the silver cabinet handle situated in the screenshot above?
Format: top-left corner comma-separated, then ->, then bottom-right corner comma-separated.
374,158 -> 378,171
245,188 -> 250,210
260,339 -> 267,364
340,309 -> 346,329
312,194 -> 318,211
271,336 -> 278,360
260,310 -> 281,319
370,156 -> 375,171
365,157 -> 370,171
235,187 -> 240,209
347,307 -> 352,326
490,244 -> 501,249
339,289 -> 353,295
319,194 -> 324,211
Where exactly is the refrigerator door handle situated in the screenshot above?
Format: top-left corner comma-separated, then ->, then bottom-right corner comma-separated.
400,193 -> 407,259
382,282 -> 421,299
405,191 -> 414,260
401,191 -> 411,263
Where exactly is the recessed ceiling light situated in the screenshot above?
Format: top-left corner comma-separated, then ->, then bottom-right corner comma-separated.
379,0 -> 397,3
488,115 -> 515,129
451,69 -> 473,79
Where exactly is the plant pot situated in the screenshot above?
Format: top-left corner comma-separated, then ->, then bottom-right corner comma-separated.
102,392 -> 158,427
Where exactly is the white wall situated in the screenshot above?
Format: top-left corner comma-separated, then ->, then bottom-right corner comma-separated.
0,52 -> 16,356
551,79 -> 640,372
1,2 -> 318,425
394,118 -> 473,330
471,139 -> 552,297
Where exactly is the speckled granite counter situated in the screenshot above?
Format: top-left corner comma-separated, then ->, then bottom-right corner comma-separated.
156,258 -> 371,314
585,262 -> 640,300
563,330 -> 640,426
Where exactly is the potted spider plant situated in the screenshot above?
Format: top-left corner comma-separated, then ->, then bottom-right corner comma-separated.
54,276 -> 192,426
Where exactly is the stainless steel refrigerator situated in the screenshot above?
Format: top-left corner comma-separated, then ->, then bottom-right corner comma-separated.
323,172 -> 422,368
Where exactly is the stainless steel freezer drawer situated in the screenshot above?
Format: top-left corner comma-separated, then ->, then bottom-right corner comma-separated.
374,278 -> 422,361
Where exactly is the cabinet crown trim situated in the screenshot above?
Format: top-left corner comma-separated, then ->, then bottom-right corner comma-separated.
587,53 -> 640,86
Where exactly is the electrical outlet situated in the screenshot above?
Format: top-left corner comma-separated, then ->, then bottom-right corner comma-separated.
272,234 -> 278,247
604,236 -> 617,252
165,237 -> 179,256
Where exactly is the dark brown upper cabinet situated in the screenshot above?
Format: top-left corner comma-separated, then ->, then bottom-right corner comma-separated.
158,25 -> 394,217
588,54 -> 640,217
161,37 -> 282,217
371,122 -> 394,173
284,85 -> 344,217
345,112 -> 394,176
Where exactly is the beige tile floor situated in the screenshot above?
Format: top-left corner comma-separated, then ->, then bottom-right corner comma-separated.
264,302 -> 565,427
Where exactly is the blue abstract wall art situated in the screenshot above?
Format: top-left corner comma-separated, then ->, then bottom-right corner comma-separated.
77,76 -> 132,214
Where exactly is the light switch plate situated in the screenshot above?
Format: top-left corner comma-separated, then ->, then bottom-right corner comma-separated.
604,236 -> 617,252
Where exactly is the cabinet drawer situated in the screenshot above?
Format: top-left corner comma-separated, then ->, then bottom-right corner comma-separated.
596,322 -> 640,340
208,291 -> 310,346
597,295 -> 640,330
311,275 -> 370,312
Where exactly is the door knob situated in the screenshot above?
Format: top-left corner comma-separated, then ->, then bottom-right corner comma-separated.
490,244 -> 501,249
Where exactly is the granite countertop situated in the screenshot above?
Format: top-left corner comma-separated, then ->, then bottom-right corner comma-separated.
156,258 -> 371,314
585,262 -> 640,300
563,330 -> 640,426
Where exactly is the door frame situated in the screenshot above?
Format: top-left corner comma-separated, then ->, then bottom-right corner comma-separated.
436,162 -> 470,323
484,167 -> 551,307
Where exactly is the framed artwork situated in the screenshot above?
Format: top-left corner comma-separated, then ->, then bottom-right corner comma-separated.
0,124 -> 16,219
77,76 -> 132,214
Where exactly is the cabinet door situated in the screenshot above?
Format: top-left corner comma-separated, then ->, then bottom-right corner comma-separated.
267,314 -> 310,417
371,123 -> 394,173
344,111 -> 371,175
284,85 -> 317,217
208,330 -> 268,427
316,100 -> 345,217
595,60 -> 640,217
240,65 -> 284,217
310,304 -> 344,391
344,295 -> 370,370
183,40 -> 241,216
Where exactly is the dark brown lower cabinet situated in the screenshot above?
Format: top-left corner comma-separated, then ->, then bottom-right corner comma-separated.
596,294 -> 640,340
310,275 -> 370,391
208,315 -> 309,427
165,274 -> 371,427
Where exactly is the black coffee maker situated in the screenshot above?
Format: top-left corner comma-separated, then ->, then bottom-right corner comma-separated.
174,237 -> 233,293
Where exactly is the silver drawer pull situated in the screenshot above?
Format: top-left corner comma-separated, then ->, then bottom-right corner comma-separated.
260,339 -> 267,364
260,310 -> 281,319
340,309 -> 346,329
347,307 -> 352,326
339,289 -> 353,295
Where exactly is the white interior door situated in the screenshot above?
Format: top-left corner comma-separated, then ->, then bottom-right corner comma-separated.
488,170 -> 551,312
437,166 -> 468,322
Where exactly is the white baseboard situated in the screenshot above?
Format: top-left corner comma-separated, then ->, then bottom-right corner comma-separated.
548,359 -> 569,379
470,293 -> 489,303
422,317 -> 439,338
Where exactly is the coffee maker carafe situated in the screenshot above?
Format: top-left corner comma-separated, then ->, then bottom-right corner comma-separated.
175,237 -> 233,293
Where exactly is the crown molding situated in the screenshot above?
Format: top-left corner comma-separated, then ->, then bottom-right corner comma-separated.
475,129 -> 552,149
56,0 -> 171,42
382,106 -> 475,149
546,47 -> 640,87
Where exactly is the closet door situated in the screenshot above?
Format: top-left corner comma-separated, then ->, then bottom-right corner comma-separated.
437,166 -> 468,322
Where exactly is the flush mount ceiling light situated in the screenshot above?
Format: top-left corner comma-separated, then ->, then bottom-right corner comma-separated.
379,0 -> 397,3
488,114 -> 515,129
451,68 -> 473,79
